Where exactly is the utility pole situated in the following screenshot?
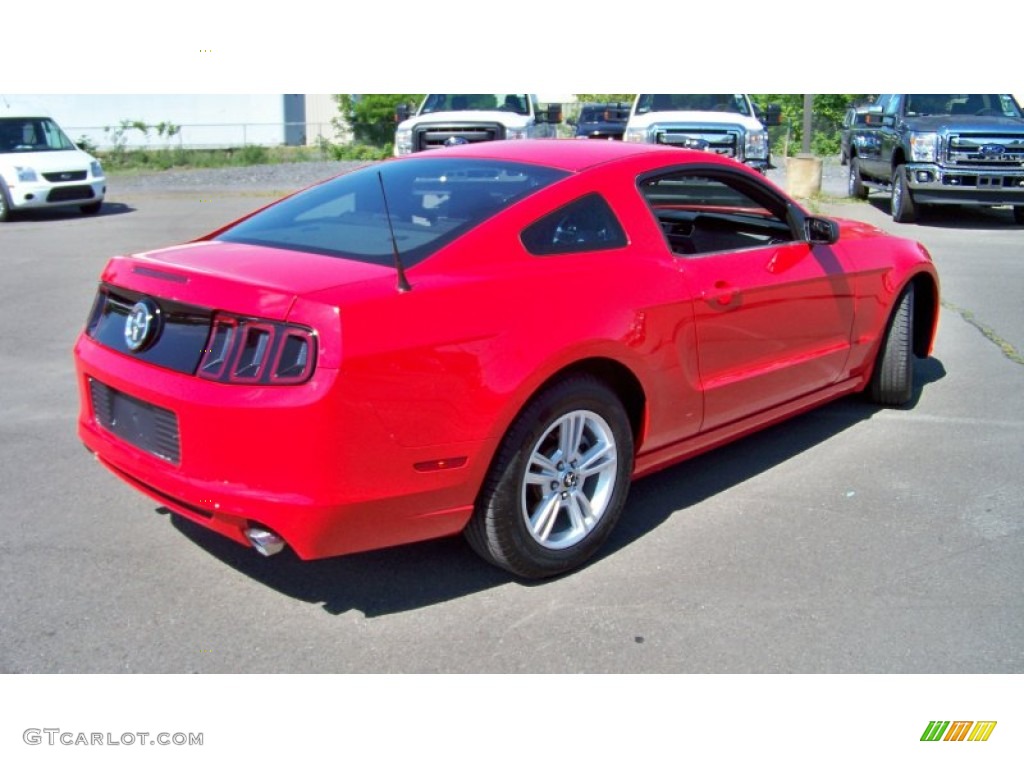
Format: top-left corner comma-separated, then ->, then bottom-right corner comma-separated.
786,93 -> 822,198
802,94 -> 814,155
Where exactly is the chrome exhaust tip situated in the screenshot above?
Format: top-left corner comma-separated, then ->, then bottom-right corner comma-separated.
245,527 -> 285,557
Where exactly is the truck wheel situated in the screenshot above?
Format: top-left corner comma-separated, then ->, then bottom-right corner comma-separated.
0,180 -> 12,223
464,375 -> 633,579
891,165 -> 916,223
868,284 -> 915,406
1014,207 -> 1024,225
848,157 -> 868,200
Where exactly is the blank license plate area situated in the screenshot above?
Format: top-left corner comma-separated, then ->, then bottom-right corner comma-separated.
90,378 -> 181,463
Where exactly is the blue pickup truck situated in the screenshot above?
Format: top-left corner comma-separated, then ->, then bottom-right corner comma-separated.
847,94 -> 1024,224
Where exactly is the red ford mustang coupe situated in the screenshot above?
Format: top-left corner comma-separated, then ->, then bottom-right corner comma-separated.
74,141 -> 939,578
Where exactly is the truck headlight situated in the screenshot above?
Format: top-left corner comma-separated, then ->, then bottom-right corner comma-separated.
16,166 -> 39,182
394,128 -> 413,156
90,160 -> 104,178
745,130 -> 769,160
623,127 -> 648,143
505,127 -> 528,140
909,132 -> 938,162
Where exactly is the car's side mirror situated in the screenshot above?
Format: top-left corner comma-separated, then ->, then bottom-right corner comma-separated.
804,216 -> 840,245
867,105 -> 892,127
762,103 -> 782,127
537,104 -> 562,124
395,104 -> 411,123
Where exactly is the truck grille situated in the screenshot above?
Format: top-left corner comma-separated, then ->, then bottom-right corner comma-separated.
655,127 -> 741,158
946,134 -> 1024,167
414,122 -> 505,151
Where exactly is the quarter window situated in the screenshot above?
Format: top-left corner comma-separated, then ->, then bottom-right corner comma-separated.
521,194 -> 628,256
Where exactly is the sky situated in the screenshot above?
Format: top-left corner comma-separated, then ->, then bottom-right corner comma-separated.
8,2 -> 1013,95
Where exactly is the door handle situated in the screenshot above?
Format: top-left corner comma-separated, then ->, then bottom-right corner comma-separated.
704,280 -> 738,308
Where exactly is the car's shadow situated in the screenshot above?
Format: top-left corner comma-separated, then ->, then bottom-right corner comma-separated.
867,198 -> 1021,229
6,202 -> 134,222
169,357 -> 946,617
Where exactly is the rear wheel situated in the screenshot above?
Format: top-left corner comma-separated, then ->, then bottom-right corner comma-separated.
465,375 -> 633,579
891,165 -> 916,223
1013,207 -> 1024,225
848,157 -> 868,200
869,284 -> 915,406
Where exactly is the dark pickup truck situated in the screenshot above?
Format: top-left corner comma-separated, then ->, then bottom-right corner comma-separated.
847,94 -> 1024,223
571,102 -> 630,140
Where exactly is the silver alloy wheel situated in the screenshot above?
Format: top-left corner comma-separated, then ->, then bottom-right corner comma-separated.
520,409 -> 618,550
891,172 -> 903,216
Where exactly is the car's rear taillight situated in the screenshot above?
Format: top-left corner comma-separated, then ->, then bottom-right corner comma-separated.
198,314 -> 316,385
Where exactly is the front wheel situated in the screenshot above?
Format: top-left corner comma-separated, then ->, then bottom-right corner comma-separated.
0,180 -> 12,222
868,284 -> 915,406
80,201 -> 103,215
891,165 -> 916,223
465,375 -> 634,579
848,157 -> 868,200
1013,207 -> 1024,225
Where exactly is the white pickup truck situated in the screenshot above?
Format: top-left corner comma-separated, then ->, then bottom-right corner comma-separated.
623,94 -> 781,172
393,94 -> 562,156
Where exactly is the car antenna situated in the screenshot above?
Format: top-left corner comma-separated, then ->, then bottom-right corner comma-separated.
377,170 -> 412,293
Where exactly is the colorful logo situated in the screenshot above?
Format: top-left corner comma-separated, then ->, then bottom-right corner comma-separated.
921,721 -> 997,742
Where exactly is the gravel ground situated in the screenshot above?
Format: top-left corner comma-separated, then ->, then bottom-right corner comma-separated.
109,153 -> 853,199
109,160 -> 370,194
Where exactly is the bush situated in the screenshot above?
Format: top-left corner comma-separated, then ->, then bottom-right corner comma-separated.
328,143 -> 391,161
234,144 -> 268,165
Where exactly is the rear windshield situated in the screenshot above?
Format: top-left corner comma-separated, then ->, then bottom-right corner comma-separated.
581,106 -> 628,123
0,117 -> 77,153
217,158 -> 568,267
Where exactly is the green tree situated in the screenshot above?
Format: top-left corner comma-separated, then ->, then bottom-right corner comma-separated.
752,94 -> 873,156
333,94 -> 423,147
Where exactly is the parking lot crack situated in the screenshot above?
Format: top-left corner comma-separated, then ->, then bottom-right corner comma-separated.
942,300 -> 1024,367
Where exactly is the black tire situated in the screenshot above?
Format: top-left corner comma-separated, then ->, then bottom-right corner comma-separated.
868,284 -> 915,406
1013,207 -> 1024,225
0,180 -> 12,222
891,165 -> 916,223
465,375 -> 634,579
80,201 -> 103,215
848,157 -> 868,200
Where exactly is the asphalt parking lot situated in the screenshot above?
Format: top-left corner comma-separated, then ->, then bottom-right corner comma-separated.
1,163 -> 1021,673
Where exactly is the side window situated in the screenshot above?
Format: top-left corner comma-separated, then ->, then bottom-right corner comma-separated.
883,95 -> 901,117
521,193 -> 627,256
639,170 -> 795,256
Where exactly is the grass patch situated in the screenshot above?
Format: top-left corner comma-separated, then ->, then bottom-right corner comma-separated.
100,142 -> 391,173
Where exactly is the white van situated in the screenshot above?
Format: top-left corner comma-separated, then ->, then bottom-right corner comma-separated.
0,110 -> 106,222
